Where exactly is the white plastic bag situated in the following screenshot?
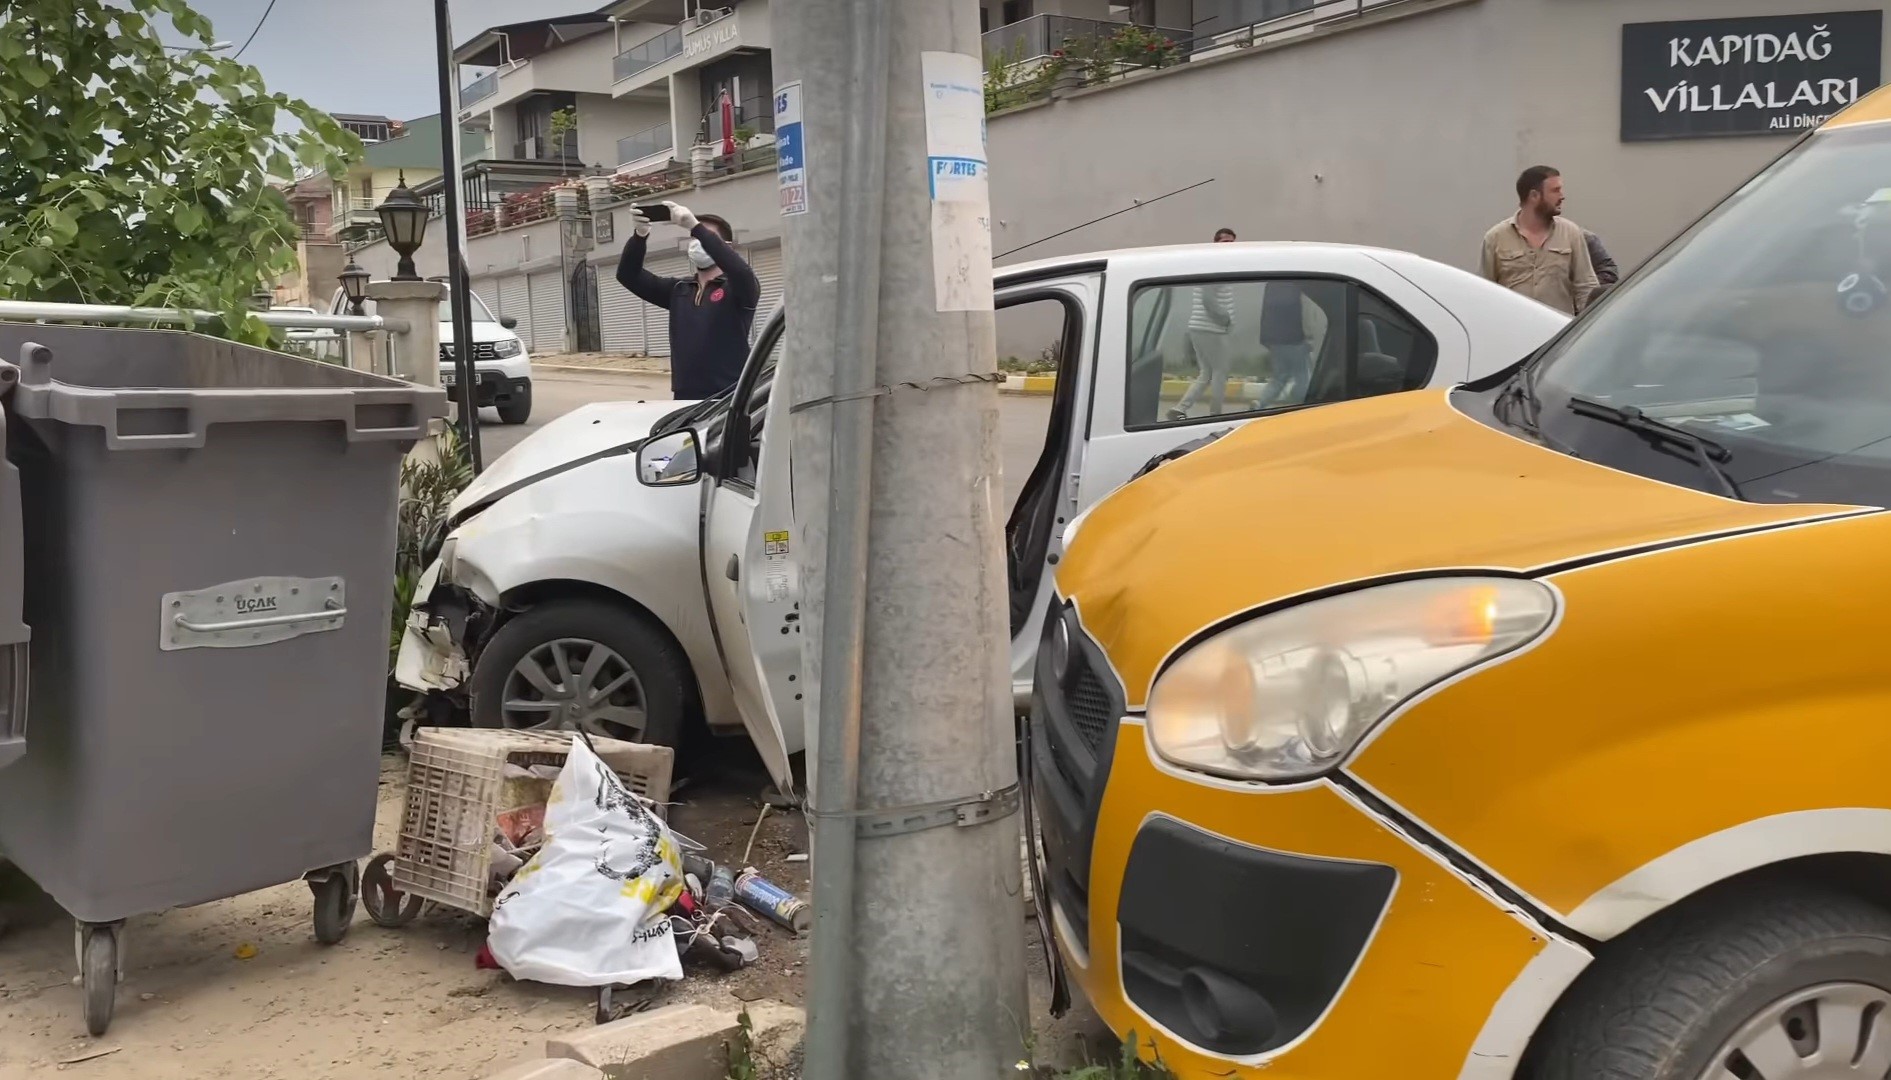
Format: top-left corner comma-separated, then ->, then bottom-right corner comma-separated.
487,736 -> 685,986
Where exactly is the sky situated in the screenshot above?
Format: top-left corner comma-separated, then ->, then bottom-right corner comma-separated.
174,0 -> 601,121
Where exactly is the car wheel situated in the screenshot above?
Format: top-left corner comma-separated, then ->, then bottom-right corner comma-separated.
470,599 -> 690,749
497,385 -> 532,426
1530,883 -> 1891,1080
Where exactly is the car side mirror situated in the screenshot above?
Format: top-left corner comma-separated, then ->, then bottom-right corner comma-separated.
637,429 -> 701,486
500,316 -> 519,330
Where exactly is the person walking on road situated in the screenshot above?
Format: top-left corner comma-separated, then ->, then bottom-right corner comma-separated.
1481,166 -> 1599,316
1170,227 -> 1239,421
616,201 -> 759,399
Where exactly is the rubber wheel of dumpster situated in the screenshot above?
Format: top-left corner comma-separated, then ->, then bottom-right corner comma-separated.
361,853 -> 424,929
1528,882 -> 1891,1080
471,599 -> 691,750
81,924 -> 118,1037
310,862 -> 359,946
497,384 -> 532,426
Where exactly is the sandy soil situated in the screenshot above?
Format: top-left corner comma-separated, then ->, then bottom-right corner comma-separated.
0,749 -> 810,1080
0,742 -> 1106,1078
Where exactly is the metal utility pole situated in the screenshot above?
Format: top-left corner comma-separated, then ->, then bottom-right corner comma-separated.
432,0 -> 483,471
776,0 -> 1028,1075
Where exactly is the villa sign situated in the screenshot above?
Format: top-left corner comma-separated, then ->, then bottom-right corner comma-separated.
1621,10 -> 1882,141
684,14 -> 740,61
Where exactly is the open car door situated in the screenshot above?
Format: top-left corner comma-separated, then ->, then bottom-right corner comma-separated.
700,315 -> 798,795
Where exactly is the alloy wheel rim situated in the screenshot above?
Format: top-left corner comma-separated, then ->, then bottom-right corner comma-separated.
501,637 -> 648,741
1698,982 -> 1891,1079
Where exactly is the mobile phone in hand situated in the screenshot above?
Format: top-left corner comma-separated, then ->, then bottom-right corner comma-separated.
636,203 -> 672,223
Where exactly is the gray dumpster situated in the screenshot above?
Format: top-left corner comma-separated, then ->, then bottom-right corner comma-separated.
0,360 -> 26,775
0,324 -> 446,1035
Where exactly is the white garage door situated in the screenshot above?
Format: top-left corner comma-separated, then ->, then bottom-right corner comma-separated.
469,276 -> 501,318
598,266 -> 643,354
498,275 -> 530,345
528,270 -> 566,355
748,243 -> 784,343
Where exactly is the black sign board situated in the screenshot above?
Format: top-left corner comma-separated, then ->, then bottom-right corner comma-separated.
1621,10 -> 1883,141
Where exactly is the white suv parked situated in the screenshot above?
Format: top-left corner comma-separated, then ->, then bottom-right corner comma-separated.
316,284 -> 535,424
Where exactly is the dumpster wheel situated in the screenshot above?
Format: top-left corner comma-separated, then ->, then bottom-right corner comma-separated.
308,861 -> 360,946
78,921 -> 122,1037
361,853 -> 425,929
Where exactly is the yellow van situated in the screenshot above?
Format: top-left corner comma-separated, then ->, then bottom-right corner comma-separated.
1029,87 -> 1891,1079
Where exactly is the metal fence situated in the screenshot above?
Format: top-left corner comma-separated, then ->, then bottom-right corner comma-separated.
0,300 -> 406,372
461,71 -> 498,106
613,25 -> 683,83
617,122 -> 674,167
512,132 -> 578,163
981,14 -> 1190,62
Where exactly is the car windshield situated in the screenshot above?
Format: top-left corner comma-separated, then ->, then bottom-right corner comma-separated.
1500,122 -> 1891,507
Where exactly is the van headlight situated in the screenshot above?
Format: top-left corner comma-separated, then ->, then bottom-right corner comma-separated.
1146,577 -> 1556,782
492,338 -> 523,358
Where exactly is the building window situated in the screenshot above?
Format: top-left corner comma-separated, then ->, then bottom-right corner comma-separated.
1001,0 -> 1028,25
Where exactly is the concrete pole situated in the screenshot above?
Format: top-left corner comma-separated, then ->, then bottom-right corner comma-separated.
777,0 -> 1028,1075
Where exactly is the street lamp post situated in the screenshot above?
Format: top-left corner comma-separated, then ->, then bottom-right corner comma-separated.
376,173 -> 431,282
338,260 -> 370,316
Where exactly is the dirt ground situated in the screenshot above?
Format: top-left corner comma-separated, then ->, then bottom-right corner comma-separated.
0,743 -> 1104,1079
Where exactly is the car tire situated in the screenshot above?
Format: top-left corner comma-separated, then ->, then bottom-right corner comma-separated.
1530,882 -> 1891,1080
497,384 -> 532,426
469,599 -> 692,751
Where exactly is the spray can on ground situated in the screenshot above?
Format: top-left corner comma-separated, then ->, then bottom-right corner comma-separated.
705,863 -> 737,911
734,868 -> 811,934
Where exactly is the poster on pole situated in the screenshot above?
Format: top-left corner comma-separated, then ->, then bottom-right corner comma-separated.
775,81 -> 808,217
1621,11 -> 1882,141
921,51 -> 993,313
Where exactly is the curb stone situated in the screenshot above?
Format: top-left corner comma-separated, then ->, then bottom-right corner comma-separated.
493,1000 -> 803,1080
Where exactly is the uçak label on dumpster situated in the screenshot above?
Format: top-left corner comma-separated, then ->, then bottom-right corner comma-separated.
160,575 -> 346,652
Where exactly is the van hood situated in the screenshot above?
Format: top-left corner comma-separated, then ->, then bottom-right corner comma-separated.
451,398 -> 699,518
1058,389 -> 1853,708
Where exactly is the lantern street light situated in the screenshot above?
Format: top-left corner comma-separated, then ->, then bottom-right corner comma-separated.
376,171 -> 431,281
338,260 -> 370,316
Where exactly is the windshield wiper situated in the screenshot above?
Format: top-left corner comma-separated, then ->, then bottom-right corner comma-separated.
1494,362 -> 1576,453
1566,395 -> 1744,499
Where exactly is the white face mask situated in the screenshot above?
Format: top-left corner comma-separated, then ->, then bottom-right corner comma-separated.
687,239 -> 716,271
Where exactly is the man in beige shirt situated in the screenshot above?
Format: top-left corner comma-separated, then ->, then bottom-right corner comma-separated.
1481,165 -> 1599,316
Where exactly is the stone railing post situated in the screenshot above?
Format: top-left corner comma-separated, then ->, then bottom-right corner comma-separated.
366,279 -> 445,388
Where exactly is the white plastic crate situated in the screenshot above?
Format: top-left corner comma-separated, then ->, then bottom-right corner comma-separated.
391,728 -> 673,917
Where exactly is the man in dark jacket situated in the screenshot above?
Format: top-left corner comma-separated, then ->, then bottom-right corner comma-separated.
1584,229 -> 1621,288
615,201 -> 759,399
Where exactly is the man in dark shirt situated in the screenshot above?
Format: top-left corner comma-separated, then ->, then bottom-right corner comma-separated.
615,201 -> 759,399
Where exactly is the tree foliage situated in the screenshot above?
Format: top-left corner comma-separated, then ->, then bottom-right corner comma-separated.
0,0 -> 362,341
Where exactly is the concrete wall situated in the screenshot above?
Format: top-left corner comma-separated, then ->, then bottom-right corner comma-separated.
361,0 -> 1891,314
576,94 -> 672,167
986,0 -> 1891,271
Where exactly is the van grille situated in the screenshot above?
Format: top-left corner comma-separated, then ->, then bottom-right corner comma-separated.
440,342 -> 498,362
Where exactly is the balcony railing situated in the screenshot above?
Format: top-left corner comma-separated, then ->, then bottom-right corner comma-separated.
461,70 -> 499,105
617,121 -> 674,166
981,13 -> 1191,63
512,131 -> 579,162
613,25 -> 683,82
701,95 -> 775,146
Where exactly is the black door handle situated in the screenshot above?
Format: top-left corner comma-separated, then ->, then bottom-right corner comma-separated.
726,554 -> 740,581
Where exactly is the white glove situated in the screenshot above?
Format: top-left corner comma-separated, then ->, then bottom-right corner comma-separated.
663,201 -> 698,231
629,207 -> 652,237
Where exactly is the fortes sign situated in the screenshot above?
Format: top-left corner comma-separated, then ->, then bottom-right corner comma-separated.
1621,10 -> 1883,141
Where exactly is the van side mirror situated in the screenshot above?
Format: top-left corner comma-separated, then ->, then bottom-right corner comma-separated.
637,429 -> 700,486
500,316 -> 519,330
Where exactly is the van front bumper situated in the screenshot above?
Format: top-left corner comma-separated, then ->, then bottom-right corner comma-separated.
1030,620 -> 1564,1077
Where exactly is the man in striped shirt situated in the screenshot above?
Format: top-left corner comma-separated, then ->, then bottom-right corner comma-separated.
1170,227 -> 1240,421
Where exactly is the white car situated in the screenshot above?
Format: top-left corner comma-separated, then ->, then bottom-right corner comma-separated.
315,284 -> 535,424
394,243 -> 1568,794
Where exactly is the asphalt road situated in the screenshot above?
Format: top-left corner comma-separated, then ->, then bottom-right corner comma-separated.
473,370 -> 1056,507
